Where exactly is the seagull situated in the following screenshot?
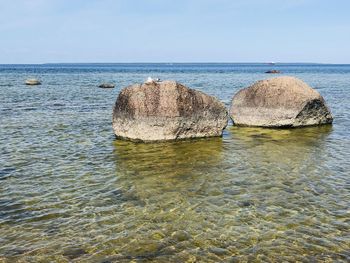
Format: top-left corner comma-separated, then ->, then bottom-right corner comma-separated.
145,77 -> 154,84
145,77 -> 161,84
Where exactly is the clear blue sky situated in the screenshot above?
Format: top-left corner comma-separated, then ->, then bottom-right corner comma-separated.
0,0 -> 349,64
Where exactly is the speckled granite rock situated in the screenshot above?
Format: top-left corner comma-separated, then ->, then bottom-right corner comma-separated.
113,80 -> 228,141
230,76 -> 333,127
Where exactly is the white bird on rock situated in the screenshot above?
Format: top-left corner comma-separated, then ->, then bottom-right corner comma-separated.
145,77 -> 161,84
145,77 -> 154,84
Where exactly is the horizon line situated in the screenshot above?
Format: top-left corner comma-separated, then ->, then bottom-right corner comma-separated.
1,62 -> 350,65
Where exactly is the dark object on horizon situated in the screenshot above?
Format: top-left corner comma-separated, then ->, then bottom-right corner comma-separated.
25,79 -> 41,85
112,80 -> 228,142
98,83 -> 115,89
230,76 -> 333,127
265,70 -> 281,74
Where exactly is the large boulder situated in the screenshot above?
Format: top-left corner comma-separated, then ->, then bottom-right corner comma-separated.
230,76 -> 333,127
113,81 -> 228,141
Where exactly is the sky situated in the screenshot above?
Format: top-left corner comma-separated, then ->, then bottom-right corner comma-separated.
0,0 -> 349,64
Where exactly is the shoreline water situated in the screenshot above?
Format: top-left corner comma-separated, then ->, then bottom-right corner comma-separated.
0,63 -> 349,262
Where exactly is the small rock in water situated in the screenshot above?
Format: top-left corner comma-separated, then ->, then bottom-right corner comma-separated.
265,70 -> 281,74
209,247 -> 228,255
238,200 -> 255,207
63,247 -> 87,260
25,79 -> 41,85
171,230 -> 191,241
98,83 -> 115,89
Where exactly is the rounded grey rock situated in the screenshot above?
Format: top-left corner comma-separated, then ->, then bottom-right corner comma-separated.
112,80 -> 228,141
230,76 -> 333,127
25,79 -> 41,85
98,83 -> 115,89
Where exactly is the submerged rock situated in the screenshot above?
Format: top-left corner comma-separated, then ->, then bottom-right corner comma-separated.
98,83 -> 115,89
209,247 -> 228,256
171,230 -> 191,242
265,70 -> 281,74
25,79 -> 41,85
112,80 -> 228,141
230,76 -> 333,127
62,247 -> 87,260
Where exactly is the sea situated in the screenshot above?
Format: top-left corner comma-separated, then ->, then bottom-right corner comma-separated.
0,63 -> 349,262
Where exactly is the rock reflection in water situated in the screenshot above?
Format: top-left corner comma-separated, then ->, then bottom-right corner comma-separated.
101,126 -> 349,262
110,138 -> 226,261
228,125 -> 333,166
113,137 -> 224,195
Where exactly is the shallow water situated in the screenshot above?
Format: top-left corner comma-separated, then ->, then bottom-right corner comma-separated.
0,64 -> 349,262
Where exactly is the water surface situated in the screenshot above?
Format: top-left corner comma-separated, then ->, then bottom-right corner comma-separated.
0,64 -> 349,262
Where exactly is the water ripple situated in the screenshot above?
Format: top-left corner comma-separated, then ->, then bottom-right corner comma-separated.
0,64 -> 349,262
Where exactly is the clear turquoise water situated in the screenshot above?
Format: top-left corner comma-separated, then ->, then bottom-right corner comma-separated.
0,64 -> 349,262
